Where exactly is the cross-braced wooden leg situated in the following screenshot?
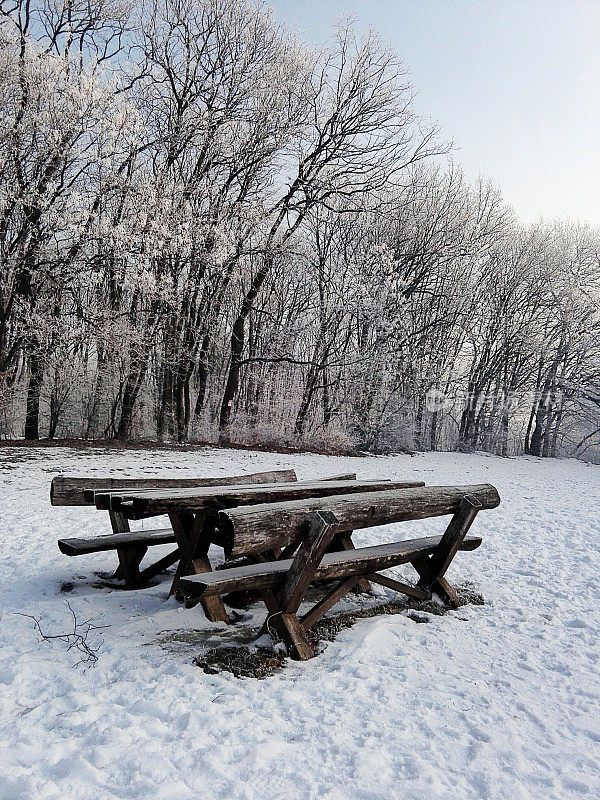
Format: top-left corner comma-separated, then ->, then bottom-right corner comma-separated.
109,509 -> 179,589
115,544 -> 148,588
170,510 -> 229,623
168,510 -> 204,597
261,510 -> 338,660
412,495 -> 481,607
109,510 -> 130,580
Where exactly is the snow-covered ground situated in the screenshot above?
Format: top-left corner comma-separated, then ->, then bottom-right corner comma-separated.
0,445 -> 599,800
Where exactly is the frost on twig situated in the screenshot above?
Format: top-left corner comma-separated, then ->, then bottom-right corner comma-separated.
17,602 -> 109,668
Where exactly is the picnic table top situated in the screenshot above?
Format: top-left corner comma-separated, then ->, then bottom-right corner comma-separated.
92,478 -> 425,519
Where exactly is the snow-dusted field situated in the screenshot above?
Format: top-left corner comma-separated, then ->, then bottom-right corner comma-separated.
0,445 -> 599,800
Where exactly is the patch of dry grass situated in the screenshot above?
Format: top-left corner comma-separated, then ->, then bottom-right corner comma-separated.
192,583 -> 484,679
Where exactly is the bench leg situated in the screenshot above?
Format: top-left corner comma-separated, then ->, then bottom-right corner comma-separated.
116,544 -> 148,589
259,510 -> 338,660
413,495 -> 481,607
109,510 -> 130,581
190,555 -> 230,623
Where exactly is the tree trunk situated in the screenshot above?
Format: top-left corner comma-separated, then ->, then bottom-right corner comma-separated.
116,356 -> 151,441
24,349 -> 44,440
48,391 -> 60,439
219,258 -> 272,433
193,333 -> 211,419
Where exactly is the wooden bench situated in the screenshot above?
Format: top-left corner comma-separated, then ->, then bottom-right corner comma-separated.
54,469 -> 298,588
180,483 -> 501,660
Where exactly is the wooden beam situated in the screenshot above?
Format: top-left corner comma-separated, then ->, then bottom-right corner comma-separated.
219,483 -> 499,557
51,469 -> 298,507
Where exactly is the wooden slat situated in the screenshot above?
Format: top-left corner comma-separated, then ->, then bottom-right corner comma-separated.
180,533 -> 482,597
98,479 -> 425,518
51,469 -> 298,506
58,527 -> 176,556
220,483 -> 499,557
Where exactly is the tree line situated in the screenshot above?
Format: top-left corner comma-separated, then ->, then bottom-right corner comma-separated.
1,0 -> 599,458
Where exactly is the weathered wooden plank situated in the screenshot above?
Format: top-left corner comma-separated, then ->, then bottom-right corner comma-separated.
101,479 -> 425,518
51,469 -> 298,506
277,511 -> 338,614
58,527 -> 176,556
96,472 -> 356,507
219,483 -> 499,557
107,478 -> 394,505
180,533 -> 482,597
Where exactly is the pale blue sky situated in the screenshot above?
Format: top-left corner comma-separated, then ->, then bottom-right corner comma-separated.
268,0 -> 600,226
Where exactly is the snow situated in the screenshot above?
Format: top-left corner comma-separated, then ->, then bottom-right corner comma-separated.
0,445 -> 599,800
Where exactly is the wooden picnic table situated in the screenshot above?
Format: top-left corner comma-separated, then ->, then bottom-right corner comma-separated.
92,477 -> 426,620
90,478 -> 423,518
180,482 -> 501,659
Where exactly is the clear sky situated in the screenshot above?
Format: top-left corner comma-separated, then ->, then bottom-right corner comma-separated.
268,0 -> 600,227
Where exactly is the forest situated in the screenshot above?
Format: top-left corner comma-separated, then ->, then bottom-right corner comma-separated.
1,0 -> 599,458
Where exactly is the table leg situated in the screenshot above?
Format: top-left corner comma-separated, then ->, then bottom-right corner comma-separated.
169,511 -> 229,623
